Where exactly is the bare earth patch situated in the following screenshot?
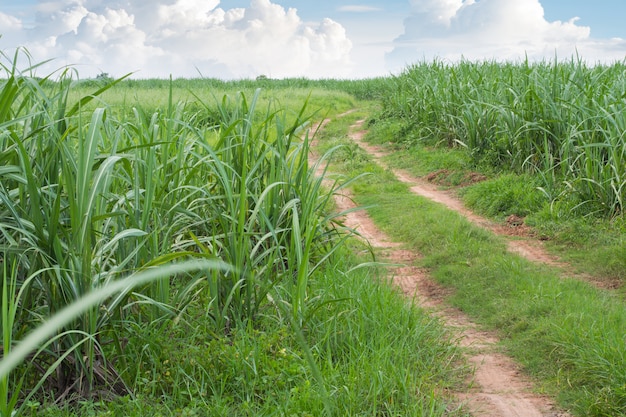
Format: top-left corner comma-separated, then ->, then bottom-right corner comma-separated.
311,116 -> 573,416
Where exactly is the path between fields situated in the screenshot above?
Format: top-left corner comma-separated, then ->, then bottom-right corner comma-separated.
347,120 -> 618,291
311,115 -> 571,417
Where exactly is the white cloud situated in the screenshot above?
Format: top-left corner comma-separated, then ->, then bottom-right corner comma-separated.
387,0 -> 626,72
0,12 -> 23,30
409,0 -> 463,25
0,11 -> 28,53
0,0 -> 353,79
338,5 -> 382,13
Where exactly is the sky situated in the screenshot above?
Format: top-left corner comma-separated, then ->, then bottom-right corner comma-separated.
1,0 -> 625,80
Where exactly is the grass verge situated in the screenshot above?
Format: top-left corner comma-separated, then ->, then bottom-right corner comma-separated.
36,248 -> 465,417
318,114 -> 626,416
366,118 -> 626,289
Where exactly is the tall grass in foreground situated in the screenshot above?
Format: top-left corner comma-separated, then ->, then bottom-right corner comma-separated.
380,58 -> 626,216
0,52 -> 353,415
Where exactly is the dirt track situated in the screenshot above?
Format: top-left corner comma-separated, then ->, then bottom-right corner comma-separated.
346,120 -> 619,292
313,116 -> 572,416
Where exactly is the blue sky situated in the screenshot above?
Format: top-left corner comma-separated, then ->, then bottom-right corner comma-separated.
1,0 -> 625,79
541,1 -> 626,39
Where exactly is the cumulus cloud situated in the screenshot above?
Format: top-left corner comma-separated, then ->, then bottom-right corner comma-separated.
387,0 -> 626,71
0,12 -> 22,30
0,12 -> 25,52
0,0 -> 353,79
338,5 -> 382,13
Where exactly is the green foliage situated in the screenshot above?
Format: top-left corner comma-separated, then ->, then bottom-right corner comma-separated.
461,173 -> 547,217
528,212 -> 626,283
378,58 -> 626,216
0,51 -> 344,413
352,122 -> 626,416
36,251 -> 463,417
0,50 -> 462,417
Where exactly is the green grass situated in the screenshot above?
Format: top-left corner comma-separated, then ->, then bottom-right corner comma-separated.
366,121 -> 626,285
321,114 -> 626,416
459,173 -> 548,218
34,250 -> 465,417
378,58 -> 626,217
7,49 -> 626,417
369,60 -> 626,285
530,214 -> 626,286
1,52 -> 463,417
67,77 -> 364,118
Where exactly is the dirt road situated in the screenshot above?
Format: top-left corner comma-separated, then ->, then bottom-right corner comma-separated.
314,116 -> 571,416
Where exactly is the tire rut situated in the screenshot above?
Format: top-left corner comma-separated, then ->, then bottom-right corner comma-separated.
311,116 -> 572,416
348,120 -> 618,291
334,187 -> 568,417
